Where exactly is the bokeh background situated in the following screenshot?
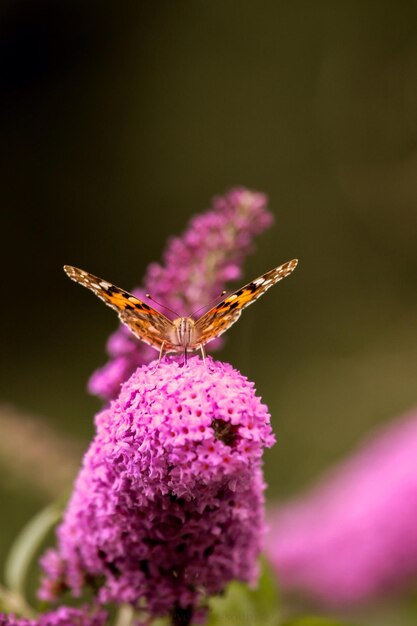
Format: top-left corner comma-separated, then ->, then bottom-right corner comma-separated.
1,1 -> 417,624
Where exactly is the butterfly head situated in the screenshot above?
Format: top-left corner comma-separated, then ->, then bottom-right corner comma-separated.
171,317 -> 198,349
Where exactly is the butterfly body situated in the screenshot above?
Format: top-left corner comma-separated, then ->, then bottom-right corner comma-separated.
63,258 -> 298,359
170,317 -> 198,351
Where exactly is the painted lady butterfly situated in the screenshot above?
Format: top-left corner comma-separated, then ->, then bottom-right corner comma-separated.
64,259 -> 298,363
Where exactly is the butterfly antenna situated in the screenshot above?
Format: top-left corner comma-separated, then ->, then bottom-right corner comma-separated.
191,291 -> 227,317
145,294 -> 179,317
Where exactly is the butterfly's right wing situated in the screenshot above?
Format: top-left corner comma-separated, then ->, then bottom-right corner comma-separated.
64,265 -> 176,351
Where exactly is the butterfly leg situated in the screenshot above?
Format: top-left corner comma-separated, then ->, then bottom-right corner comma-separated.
199,344 -> 207,368
151,341 -> 166,373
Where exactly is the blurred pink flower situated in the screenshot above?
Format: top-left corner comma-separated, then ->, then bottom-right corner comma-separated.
267,407 -> 417,606
88,187 -> 273,401
0,607 -> 106,626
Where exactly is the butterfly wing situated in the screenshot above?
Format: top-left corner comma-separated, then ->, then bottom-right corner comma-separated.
64,265 -> 176,351
194,259 -> 298,347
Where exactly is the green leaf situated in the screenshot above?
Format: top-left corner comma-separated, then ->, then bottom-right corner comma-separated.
4,500 -> 64,597
207,559 -> 280,626
0,584 -> 36,618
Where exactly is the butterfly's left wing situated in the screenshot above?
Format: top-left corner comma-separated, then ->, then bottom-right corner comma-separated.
194,259 -> 298,347
64,265 -> 177,352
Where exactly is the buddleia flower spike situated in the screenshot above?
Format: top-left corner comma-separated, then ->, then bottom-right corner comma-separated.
85,187 -> 277,400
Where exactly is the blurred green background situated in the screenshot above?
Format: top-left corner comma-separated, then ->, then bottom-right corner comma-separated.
1,1 -> 417,623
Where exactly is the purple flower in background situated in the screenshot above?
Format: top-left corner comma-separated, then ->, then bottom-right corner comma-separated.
89,187 -> 273,401
40,357 -> 274,623
0,607 -> 106,626
266,407 -> 417,607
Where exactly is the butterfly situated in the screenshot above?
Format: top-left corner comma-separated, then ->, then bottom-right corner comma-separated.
64,259 -> 298,364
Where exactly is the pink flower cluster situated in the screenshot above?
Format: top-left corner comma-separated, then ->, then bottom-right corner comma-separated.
40,357 -> 275,622
89,187 -> 273,401
0,607 -> 106,626
267,407 -> 417,607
